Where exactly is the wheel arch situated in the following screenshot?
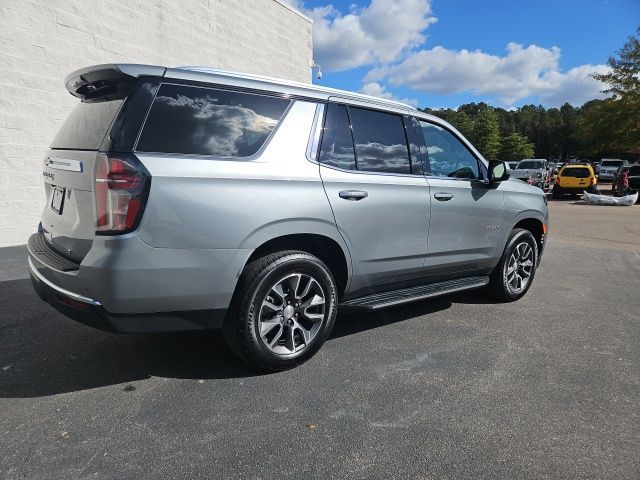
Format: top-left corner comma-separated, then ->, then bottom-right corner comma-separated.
512,217 -> 545,252
244,233 -> 351,296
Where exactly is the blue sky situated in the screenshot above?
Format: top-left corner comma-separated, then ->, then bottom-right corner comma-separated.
288,0 -> 639,109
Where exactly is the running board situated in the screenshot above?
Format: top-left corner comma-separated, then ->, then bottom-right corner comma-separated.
340,276 -> 489,311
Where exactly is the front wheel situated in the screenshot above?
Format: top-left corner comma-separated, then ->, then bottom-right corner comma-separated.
487,228 -> 539,302
223,250 -> 338,372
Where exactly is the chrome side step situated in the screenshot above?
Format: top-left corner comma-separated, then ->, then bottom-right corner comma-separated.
339,276 -> 489,311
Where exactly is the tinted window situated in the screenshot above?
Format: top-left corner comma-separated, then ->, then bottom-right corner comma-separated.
601,160 -> 623,167
561,167 -> 591,178
318,103 -> 356,170
419,122 -> 479,179
349,107 -> 411,174
628,166 -> 640,175
518,160 -> 546,169
51,100 -> 123,150
137,84 -> 290,157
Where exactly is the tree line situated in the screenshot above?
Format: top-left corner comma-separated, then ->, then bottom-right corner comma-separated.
421,28 -> 639,163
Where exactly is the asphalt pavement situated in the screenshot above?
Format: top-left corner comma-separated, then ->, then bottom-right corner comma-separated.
1,200 -> 639,479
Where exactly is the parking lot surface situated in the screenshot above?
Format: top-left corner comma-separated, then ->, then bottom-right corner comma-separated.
1,200 -> 639,479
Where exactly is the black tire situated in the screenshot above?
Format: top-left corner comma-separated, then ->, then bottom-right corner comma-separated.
551,185 -> 561,199
223,250 -> 338,372
487,228 -> 539,302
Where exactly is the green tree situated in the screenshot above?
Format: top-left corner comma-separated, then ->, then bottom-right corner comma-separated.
472,106 -> 502,159
452,110 -> 474,141
499,132 -> 535,161
598,28 -> 640,150
582,27 -> 640,154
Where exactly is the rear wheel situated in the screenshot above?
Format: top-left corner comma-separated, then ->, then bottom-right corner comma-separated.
223,250 -> 338,372
487,228 -> 539,302
552,185 -> 562,199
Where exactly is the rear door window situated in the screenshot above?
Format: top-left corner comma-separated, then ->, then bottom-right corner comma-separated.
418,121 -> 480,179
137,84 -> 290,157
348,107 -> 411,175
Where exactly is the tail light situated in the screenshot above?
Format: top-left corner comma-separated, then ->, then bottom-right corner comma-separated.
589,177 -> 595,186
95,153 -> 150,235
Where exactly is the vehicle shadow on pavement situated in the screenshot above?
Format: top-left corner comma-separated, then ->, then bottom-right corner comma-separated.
330,297 -> 453,339
0,279 -> 261,398
0,279 -> 495,398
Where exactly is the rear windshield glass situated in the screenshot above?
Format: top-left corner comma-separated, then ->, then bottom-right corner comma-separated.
517,160 -> 545,169
601,160 -> 623,167
50,100 -> 123,150
561,167 -> 591,178
518,160 -> 544,169
628,166 -> 640,175
136,84 -> 291,157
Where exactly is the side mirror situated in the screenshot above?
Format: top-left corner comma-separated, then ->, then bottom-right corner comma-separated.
488,160 -> 509,187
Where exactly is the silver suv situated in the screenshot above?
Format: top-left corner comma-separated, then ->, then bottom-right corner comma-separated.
29,64 -> 549,371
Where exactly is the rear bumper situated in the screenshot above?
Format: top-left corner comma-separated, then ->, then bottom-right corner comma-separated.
29,256 -> 226,333
27,232 -> 252,332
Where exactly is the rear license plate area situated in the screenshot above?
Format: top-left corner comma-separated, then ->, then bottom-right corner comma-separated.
50,186 -> 65,214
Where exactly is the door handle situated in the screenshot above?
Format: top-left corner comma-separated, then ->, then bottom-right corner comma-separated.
434,192 -> 454,201
339,190 -> 368,201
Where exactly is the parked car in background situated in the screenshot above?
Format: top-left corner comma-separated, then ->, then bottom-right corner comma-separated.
612,165 -> 640,196
28,63 -> 549,371
597,159 -> 627,180
551,161 -> 564,174
507,161 -> 519,170
511,159 -> 551,190
552,163 -> 597,198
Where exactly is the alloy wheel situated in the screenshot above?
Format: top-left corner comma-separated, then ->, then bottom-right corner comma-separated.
257,273 -> 326,356
504,241 -> 535,294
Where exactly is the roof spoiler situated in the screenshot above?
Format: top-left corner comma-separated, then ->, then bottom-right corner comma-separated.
64,64 -> 166,101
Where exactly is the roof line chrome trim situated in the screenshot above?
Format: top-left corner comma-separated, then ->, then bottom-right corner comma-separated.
173,66 -> 417,111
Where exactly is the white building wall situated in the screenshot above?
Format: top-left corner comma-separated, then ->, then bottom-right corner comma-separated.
0,0 -> 312,247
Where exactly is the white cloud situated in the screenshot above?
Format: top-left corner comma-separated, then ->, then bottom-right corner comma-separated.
365,42 -> 610,106
308,0 -> 437,71
360,82 -> 418,106
537,63 -> 611,106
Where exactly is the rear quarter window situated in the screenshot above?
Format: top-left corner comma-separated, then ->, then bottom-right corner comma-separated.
136,84 -> 291,157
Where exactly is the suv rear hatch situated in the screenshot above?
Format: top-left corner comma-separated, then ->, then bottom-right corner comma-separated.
40,64 -> 164,264
557,166 -> 592,188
